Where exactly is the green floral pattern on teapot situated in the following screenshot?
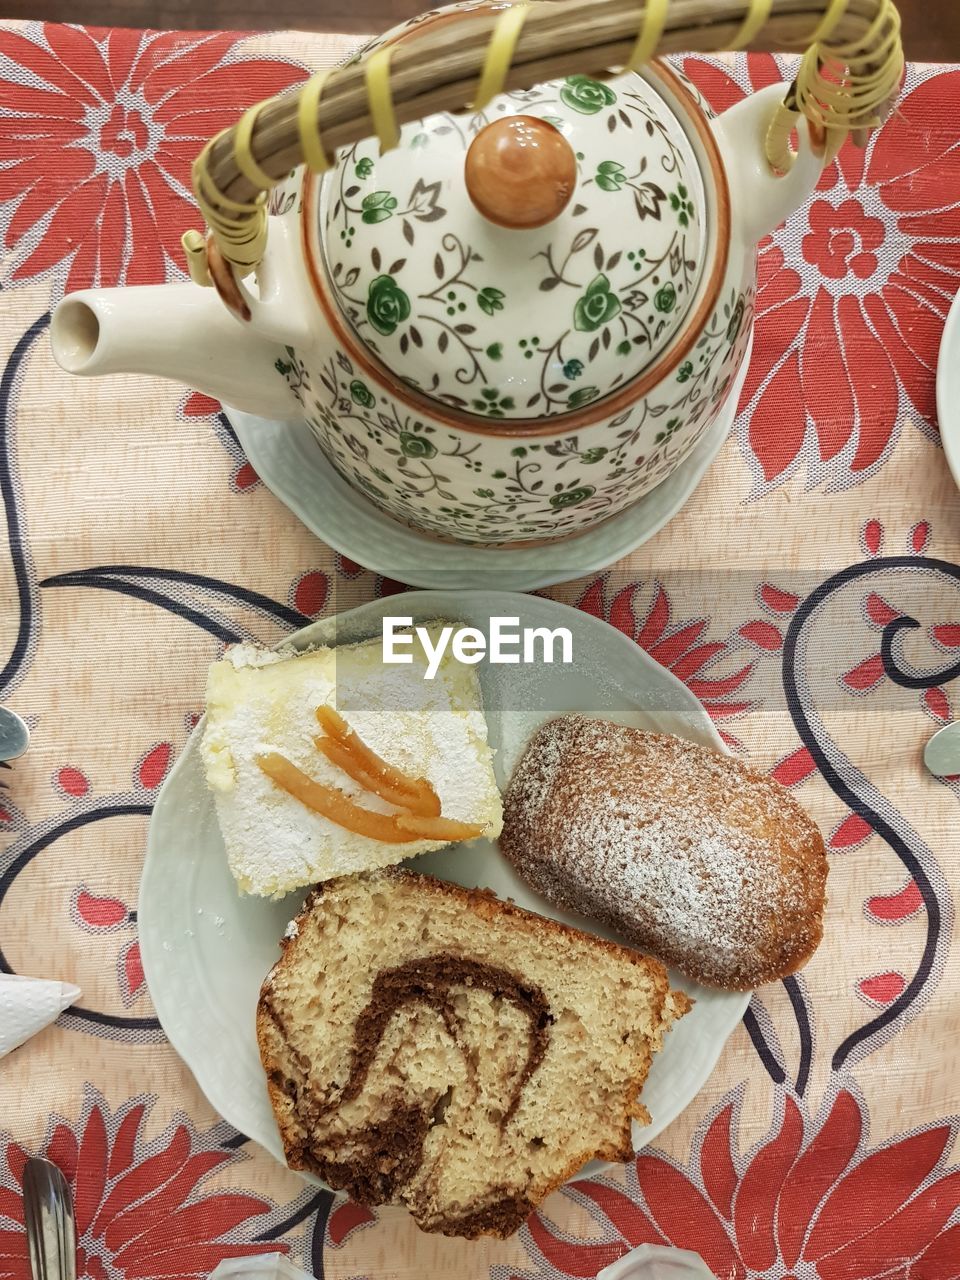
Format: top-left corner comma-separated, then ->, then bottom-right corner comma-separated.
560,74 -> 617,115
275,283 -> 753,544
320,70 -> 706,422
574,275 -> 621,332
265,48 -> 771,545
366,275 -> 411,335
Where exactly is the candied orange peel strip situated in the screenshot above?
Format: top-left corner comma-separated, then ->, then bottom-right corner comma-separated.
257,753 -> 483,845
315,704 -> 441,817
258,752 -> 422,843
395,813 -> 485,842
314,734 -> 439,816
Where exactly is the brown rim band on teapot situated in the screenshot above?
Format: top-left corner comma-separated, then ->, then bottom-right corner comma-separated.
186,0 -> 904,303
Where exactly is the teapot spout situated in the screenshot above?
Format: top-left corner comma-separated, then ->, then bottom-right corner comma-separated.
51,284 -> 298,421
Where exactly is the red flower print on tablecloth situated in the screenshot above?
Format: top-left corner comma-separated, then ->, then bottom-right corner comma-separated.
803,198 -> 886,282
55,764 -> 91,797
865,877 -> 924,925
0,26 -> 305,292
72,886 -> 130,931
576,574 -> 775,749
118,939 -> 145,1005
61,734 -> 170,1011
834,519 -> 957,728
683,57 -> 958,492
136,742 -> 171,791
523,1084 -> 960,1280
71,887 -> 146,1004
0,1090 -> 292,1280
336,554 -> 364,579
856,970 -> 908,1006
766,514 -> 956,791
326,1200 -> 377,1247
291,571 -> 328,618
182,392 -> 261,492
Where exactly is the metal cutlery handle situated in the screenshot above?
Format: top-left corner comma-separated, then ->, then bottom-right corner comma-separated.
23,1159 -> 76,1280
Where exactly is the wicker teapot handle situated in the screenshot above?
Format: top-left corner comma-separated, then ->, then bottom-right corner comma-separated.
185,0 -> 903,296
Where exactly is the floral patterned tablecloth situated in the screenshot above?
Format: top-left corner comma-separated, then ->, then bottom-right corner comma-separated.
1,21 -> 959,1280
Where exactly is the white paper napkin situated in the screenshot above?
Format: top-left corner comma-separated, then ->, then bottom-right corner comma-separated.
0,974 -> 81,1058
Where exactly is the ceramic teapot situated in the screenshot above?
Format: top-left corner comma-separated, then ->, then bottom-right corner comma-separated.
48,0 -> 899,547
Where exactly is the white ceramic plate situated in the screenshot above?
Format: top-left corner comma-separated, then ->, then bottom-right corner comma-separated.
140,591 -> 749,1177
225,337 -> 751,592
937,289 -> 960,490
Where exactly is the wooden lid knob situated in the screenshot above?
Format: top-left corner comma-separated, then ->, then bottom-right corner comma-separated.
465,115 -> 577,230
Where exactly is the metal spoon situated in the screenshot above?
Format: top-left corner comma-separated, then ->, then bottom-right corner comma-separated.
0,708 -> 29,763
23,1158 -> 76,1280
924,723 -> 960,779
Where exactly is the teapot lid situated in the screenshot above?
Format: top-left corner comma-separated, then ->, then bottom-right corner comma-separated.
318,69 -> 706,421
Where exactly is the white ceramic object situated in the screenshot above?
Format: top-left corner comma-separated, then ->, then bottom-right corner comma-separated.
140,591 -> 750,1177
51,1 -> 824,548
924,722 -> 960,778
598,1244 -> 716,1280
224,334 -> 751,591
937,286 -> 960,490
321,69 -> 708,417
208,1256 -> 313,1280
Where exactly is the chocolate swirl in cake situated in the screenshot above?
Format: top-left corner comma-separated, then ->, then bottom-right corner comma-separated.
347,955 -> 552,1121
310,1107 -> 431,1204
268,953 -> 552,1220
258,870 -> 690,1239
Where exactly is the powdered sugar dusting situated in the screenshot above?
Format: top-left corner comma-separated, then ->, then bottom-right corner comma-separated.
500,716 -> 826,989
201,626 -> 503,897
225,643 -> 284,670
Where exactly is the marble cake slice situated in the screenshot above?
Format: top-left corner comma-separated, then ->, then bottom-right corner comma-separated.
257,869 -> 690,1239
